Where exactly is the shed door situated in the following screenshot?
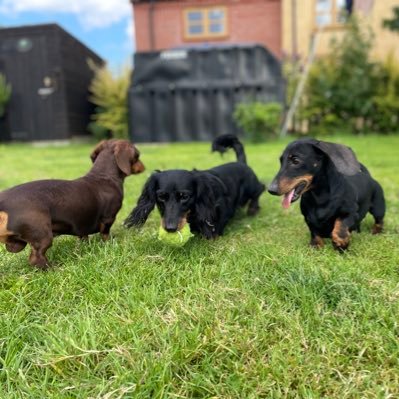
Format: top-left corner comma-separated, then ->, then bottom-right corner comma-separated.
1,35 -> 55,141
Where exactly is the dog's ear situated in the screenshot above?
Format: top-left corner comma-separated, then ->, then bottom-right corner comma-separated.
312,141 -> 361,176
124,174 -> 158,228
90,140 -> 108,163
193,173 -> 224,238
114,141 -> 136,176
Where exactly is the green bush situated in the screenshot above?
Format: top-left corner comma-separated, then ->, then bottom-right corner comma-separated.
370,53 -> 399,133
88,63 -> 131,139
0,73 -> 11,118
233,101 -> 283,142
302,18 -> 377,134
293,17 -> 399,135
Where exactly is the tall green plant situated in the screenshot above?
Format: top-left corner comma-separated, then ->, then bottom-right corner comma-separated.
302,18 -> 377,133
370,53 -> 399,133
89,63 -> 131,139
0,73 -> 12,118
233,101 -> 283,142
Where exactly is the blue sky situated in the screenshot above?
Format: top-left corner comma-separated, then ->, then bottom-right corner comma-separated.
0,0 -> 135,70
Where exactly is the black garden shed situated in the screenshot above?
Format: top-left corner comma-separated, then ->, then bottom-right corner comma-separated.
128,44 -> 284,143
0,24 -> 104,141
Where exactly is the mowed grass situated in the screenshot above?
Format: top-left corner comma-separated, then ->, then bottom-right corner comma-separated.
0,135 -> 398,398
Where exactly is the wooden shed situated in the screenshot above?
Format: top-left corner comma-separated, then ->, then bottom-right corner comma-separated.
0,24 -> 104,141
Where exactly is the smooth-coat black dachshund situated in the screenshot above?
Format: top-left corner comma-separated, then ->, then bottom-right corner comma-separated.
124,134 -> 265,238
268,139 -> 385,250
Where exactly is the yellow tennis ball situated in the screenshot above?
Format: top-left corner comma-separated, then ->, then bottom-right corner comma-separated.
158,223 -> 194,247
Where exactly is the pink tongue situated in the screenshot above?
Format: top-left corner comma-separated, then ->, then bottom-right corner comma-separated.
282,189 -> 295,209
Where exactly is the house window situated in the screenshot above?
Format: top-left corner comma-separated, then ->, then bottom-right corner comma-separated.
184,7 -> 227,40
315,0 -> 353,27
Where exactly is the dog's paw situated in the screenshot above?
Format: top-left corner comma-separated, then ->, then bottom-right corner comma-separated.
332,241 -> 349,252
310,236 -> 324,249
372,223 -> 383,235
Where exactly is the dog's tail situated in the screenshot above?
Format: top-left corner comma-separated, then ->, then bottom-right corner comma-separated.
211,134 -> 247,164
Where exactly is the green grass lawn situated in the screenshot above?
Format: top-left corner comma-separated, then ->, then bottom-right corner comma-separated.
0,135 -> 398,398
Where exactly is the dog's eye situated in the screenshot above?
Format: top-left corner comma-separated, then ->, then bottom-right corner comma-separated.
178,192 -> 189,201
157,193 -> 168,202
291,157 -> 300,165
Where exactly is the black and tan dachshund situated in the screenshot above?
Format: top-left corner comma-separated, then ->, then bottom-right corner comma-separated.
268,139 -> 385,250
124,134 -> 265,239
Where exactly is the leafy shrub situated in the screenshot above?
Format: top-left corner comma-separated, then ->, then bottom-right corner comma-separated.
0,73 -> 11,118
371,96 -> 399,133
292,17 -> 399,135
88,63 -> 131,139
302,18 -> 377,134
233,101 -> 283,142
369,53 -> 399,133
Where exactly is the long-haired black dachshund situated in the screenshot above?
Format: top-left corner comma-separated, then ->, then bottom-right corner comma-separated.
124,134 -> 265,238
268,139 -> 385,250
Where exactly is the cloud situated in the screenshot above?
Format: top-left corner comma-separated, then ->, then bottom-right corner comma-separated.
125,15 -> 135,47
0,0 -> 132,29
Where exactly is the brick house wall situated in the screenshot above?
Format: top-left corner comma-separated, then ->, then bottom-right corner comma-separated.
132,0 -> 282,58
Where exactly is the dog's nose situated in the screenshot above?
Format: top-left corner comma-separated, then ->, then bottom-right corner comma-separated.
268,180 -> 279,195
164,223 -> 178,233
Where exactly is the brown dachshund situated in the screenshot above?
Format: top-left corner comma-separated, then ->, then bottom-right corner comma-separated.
0,139 -> 144,269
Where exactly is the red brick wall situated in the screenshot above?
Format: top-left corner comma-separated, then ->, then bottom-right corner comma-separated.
133,0 -> 282,58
